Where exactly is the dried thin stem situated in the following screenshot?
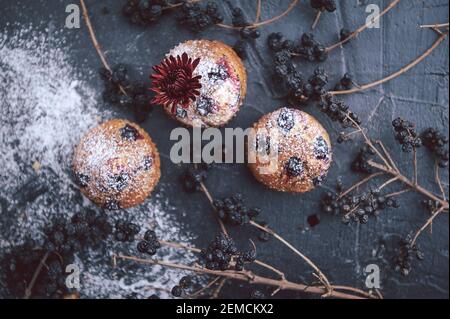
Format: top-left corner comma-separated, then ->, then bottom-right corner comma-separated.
189,277 -> 221,298
385,189 -> 410,198
249,220 -> 332,295
254,0 -> 262,23
210,278 -> 226,299
330,32 -> 448,95
435,162 -> 447,201
376,140 -> 400,173
379,176 -> 399,191
24,251 -> 50,299
217,0 -> 299,29
200,182 -> 228,236
413,147 -> 418,185
311,11 -> 322,30
338,172 -> 384,199
326,0 -> 401,52
79,0 -> 127,95
411,206 -> 445,247
114,254 -> 373,299
420,22 -> 449,29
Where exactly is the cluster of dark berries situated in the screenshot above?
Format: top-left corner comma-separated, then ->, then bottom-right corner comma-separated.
178,1 -> 224,33
44,210 -> 112,256
137,230 -> 161,255
392,117 -> 422,153
231,6 -> 261,60
180,165 -> 208,193
395,233 -> 424,276
268,32 -> 328,63
318,94 -> 361,127
310,0 -> 336,12
421,128 -> 449,168
99,64 -> 153,123
114,220 -> 140,242
122,0 -> 166,26
351,145 -> 376,174
213,194 -> 261,226
334,73 -> 353,91
199,233 -> 238,271
322,189 -> 400,224
199,233 -> 256,271
2,242 -> 69,298
171,276 -> 192,297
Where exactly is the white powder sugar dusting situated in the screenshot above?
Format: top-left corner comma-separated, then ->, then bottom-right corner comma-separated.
0,25 -> 196,298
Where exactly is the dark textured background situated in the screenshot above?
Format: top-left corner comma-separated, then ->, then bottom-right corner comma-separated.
1,0 -> 448,298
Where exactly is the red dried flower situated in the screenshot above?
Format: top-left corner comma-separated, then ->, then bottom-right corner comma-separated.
150,52 -> 202,113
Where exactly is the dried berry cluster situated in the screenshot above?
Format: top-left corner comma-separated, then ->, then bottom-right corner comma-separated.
114,220 -> 140,242
351,145 -> 376,174
268,32 -> 328,63
99,64 -> 153,123
421,128 -> 449,168
395,233 -> 424,276
392,117 -> 422,153
199,233 -> 256,271
137,230 -> 161,255
310,0 -> 336,12
180,165 -> 209,193
232,6 -> 261,60
178,1 -> 224,33
213,194 -> 261,226
122,0 -> 166,26
321,189 -> 400,224
333,73 -> 354,91
318,94 -> 361,128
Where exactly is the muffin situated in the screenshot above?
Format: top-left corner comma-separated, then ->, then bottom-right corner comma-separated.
151,40 -> 247,127
248,108 -> 332,193
72,119 -> 160,210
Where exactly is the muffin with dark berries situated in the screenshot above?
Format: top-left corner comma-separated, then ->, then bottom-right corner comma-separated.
248,108 -> 332,193
151,40 -> 247,127
73,119 -> 160,210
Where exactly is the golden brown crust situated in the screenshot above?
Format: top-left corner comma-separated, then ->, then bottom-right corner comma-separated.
72,119 -> 160,209
248,108 -> 332,193
163,40 -> 247,127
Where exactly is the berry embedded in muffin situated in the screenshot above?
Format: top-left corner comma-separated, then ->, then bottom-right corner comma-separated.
151,40 -> 247,127
248,107 -> 332,193
72,119 -> 161,210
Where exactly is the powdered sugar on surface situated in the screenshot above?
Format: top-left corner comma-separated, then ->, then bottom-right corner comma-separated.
0,25 -> 196,298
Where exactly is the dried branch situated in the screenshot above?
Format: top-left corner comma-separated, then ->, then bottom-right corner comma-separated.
254,0 -> 262,23
326,0 -> 401,52
114,254 -> 375,299
24,251 -> 50,299
435,162 -> 447,201
420,22 -> 449,29
311,11 -> 322,30
189,277 -> 221,298
330,31 -> 448,95
411,206 -> 445,247
338,172 -> 385,199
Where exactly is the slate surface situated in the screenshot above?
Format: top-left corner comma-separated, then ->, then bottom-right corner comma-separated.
0,0 -> 448,298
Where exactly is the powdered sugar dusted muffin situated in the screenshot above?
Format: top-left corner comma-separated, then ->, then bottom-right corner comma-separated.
151,40 -> 247,127
72,119 -> 160,210
248,108 -> 332,193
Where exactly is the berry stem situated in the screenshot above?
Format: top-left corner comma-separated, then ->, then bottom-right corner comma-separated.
326,0 -> 401,52
420,22 -> 449,29
254,0 -> 262,23
199,182 -> 229,236
411,206 -> 445,247
311,11 -> 322,30
330,31 -> 448,95
435,161 -> 447,201
338,172 -> 385,199
79,0 -> 128,96
24,251 -> 50,299
114,254 -> 375,299
188,276 -> 221,298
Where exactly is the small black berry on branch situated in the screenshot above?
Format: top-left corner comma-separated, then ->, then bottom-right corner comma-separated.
421,128 -> 449,168
310,0 -> 337,12
392,117 -> 422,153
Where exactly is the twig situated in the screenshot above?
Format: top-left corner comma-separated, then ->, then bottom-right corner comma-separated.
376,140 -> 400,173
420,22 -> 449,29
254,0 -> 262,23
338,172 -> 384,199
24,251 -> 50,299
435,161 -> 447,201
411,206 -> 445,247
311,11 -> 322,30
326,0 -> 401,52
330,32 -> 448,95
378,176 -> 399,191
413,147 -> 418,185
79,0 -> 127,96
200,182 -> 228,236
114,254 -> 372,299
249,220 -> 333,296
210,278 -> 226,299
189,277 -> 221,298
